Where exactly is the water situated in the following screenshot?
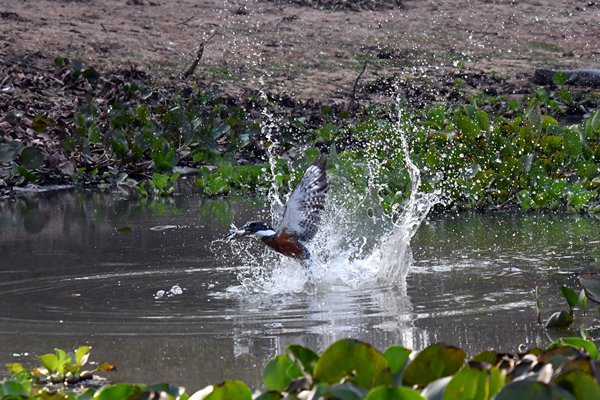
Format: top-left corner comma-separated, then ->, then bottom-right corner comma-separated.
1,189 -> 599,391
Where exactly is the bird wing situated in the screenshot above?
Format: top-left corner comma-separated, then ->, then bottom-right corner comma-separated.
276,155 -> 328,242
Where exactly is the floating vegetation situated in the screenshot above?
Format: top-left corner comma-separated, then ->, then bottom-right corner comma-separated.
4,339 -> 600,399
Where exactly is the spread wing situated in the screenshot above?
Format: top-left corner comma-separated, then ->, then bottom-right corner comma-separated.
276,155 -> 328,241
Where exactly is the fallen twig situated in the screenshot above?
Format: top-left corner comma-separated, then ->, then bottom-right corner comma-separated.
349,60 -> 368,110
181,31 -> 217,80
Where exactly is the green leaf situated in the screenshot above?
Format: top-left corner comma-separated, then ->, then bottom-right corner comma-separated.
554,370 -> 600,400
0,380 -> 29,397
384,346 -> 411,375
39,353 -> 59,373
93,383 -> 140,400
255,392 -> 283,400
20,147 -> 45,170
75,346 -> 92,366
559,286 -> 579,310
364,386 -> 425,400
263,355 -> 303,392
402,344 -> 465,387
286,345 -> 319,375
471,351 -> 497,365
474,110 -> 490,131
442,365 -> 504,400
495,381 -> 575,400
526,103 -> 542,127
579,290 -> 588,314
321,383 -> 365,400
313,339 -> 390,390
552,71 -> 568,85
193,381 -> 252,400
548,337 -> 599,360
545,310 -> 574,329
5,363 -> 24,375
563,129 -> 582,158
455,114 -> 481,139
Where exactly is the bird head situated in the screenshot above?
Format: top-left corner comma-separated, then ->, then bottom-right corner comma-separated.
226,220 -> 276,241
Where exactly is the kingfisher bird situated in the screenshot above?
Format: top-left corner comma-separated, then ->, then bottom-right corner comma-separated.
226,155 -> 328,260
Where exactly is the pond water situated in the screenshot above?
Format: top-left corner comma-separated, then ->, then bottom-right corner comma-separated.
1,188 -> 599,391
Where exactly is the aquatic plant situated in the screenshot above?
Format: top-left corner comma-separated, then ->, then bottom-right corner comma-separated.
4,339 -> 600,399
4,58 -> 598,214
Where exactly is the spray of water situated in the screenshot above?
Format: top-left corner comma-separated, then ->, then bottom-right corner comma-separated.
228,98 -> 441,294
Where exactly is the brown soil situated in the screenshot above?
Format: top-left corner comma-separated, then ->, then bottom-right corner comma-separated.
1,0 -> 598,103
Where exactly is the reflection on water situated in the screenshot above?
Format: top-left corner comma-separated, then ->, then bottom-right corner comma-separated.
1,191 -> 599,390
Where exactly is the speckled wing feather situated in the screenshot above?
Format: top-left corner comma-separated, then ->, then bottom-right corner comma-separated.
276,155 -> 328,241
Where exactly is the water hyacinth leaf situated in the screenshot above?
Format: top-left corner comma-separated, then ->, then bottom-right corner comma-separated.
321,383 -> 365,400
495,380 -> 575,400
563,129 -> 582,158
0,380 -> 29,397
255,392 -> 283,400
579,290 -> 588,314
402,344 -> 465,387
313,339 -> 389,389
545,310 -> 573,329
420,376 -> 451,400
554,370 -> 600,399
552,71 -> 568,85
5,363 -> 24,375
192,381 -> 252,400
559,286 -> 579,310
454,113 -> 481,139
384,346 -> 411,376
442,365 -> 504,400
75,345 -> 92,366
474,110 -> 490,131
39,353 -> 59,373
578,273 -> 600,304
263,354 -> 303,392
364,386 -> 425,400
286,345 -> 319,375
20,147 -> 44,170
526,103 -> 542,127
93,383 -> 140,400
548,337 -> 599,360
471,351 -> 497,365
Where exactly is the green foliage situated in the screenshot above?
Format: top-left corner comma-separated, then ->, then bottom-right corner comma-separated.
5,339 -> 600,399
401,344 -> 465,387
313,339 -> 391,389
10,345 -> 115,385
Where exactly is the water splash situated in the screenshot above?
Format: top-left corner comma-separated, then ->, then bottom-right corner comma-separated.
231,103 -> 441,293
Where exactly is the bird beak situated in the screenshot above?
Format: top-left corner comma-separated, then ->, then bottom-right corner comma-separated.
226,224 -> 249,241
